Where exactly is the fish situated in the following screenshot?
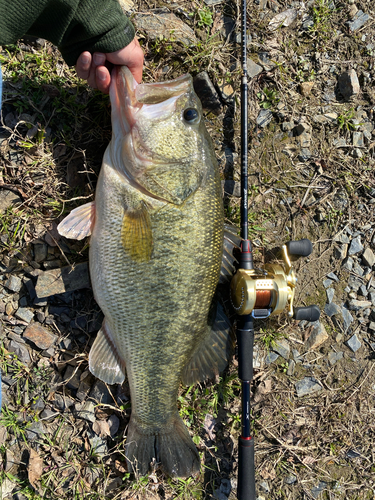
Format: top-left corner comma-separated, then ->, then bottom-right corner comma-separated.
58,66 -> 240,478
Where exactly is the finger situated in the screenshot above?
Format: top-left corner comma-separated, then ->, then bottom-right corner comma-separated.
96,66 -> 111,94
93,52 -> 106,67
76,52 -> 92,80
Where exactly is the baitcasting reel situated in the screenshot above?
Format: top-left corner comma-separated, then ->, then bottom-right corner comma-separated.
230,239 -> 320,322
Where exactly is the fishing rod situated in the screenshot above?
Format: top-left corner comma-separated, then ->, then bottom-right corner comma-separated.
230,1 -> 320,498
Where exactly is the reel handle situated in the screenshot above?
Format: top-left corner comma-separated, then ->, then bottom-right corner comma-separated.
293,305 -> 320,322
286,239 -> 313,257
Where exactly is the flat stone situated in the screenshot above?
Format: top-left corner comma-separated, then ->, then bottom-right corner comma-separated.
247,58 -> 263,78
35,262 -> 90,298
76,379 -> 92,401
323,278 -> 333,288
362,247 -> 375,267
369,322 -> 375,331
133,9 -> 197,46
64,365 -> 82,390
305,322 -> 329,350
4,275 -> 22,292
273,339 -> 290,359
348,275 -> 364,291
8,340 -> 31,364
193,72 -> 222,116
334,245 -> 348,260
348,236 -> 363,255
5,448 -> 16,472
324,302 -> 341,317
75,401 -> 96,423
256,109 -> 273,128
346,333 -> 361,352
295,377 -> 322,397
108,414 -> 120,437
292,349 -> 303,363
287,359 -> 296,376
328,351 -> 344,366
326,288 -> 335,304
341,304 -> 354,332
338,69 -> 360,99
0,189 -> 22,214
285,474 -> 297,485
89,380 -> 114,405
118,0 -> 135,14
33,243 -> 48,263
23,323 -> 58,349
265,351 -> 279,364
370,292 -> 375,306
300,81 -> 314,96
15,307 -> 34,323
327,272 -> 339,282
311,481 -> 328,499
87,429 -> 108,457
352,131 -> 364,148
348,10 -> 370,31
348,299 -> 372,311
25,421 -> 46,440
268,8 -> 297,30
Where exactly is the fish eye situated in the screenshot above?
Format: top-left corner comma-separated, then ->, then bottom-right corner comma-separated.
183,108 -> 199,123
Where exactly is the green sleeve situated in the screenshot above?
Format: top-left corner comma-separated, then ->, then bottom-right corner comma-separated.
0,0 -> 135,66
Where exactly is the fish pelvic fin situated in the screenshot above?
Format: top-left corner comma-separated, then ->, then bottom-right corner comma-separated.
181,302 -> 235,386
126,412 -> 200,478
57,201 -> 95,240
121,201 -> 153,262
219,224 -> 241,283
89,319 -> 126,385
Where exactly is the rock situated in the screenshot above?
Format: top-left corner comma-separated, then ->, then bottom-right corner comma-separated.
0,189 -> 22,214
362,247 -> 375,267
35,262 -> 90,298
348,299 -> 372,311
15,307 -> 34,323
265,351 -> 279,364
23,323 -> 57,349
347,10 -> 370,31
87,429 -> 108,457
293,348 -> 303,363
285,474 -> 297,484
323,278 -> 333,288
300,81 -> 314,96
33,243 -> 48,263
341,304 -> 354,332
348,236 -> 363,255
305,322 -> 329,350
295,377 -> 322,397
5,448 -> 16,472
352,131 -> 364,148
328,351 -> 343,366
346,334 -> 361,352
247,58 -> 263,78
31,396 -> 45,412
25,421 -> 46,440
268,9 -> 297,30
287,359 -> 296,375
133,9 -> 197,46
298,148 -> 312,162
324,302 -> 341,317
257,109 -> 273,128
326,288 -> 335,304
4,275 -> 22,292
338,69 -> 360,99
118,0 -> 135,14
75,401 -> 96,423
334,244 -> 348,260
89,380 -> 114,405
273,339 -> 290,359
108,414 -> 120,437
311,481 -> 328,499
193,72 -> 222,116
8,340 -> 31,364
64,365 -> 82,390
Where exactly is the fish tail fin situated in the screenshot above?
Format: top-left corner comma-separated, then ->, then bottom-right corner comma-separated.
126,413 -> 200,478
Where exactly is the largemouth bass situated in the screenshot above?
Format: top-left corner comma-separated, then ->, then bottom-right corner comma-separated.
58,67 -> 239,477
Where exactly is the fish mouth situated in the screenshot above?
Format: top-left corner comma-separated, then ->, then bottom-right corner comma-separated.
110,66 -> 193,137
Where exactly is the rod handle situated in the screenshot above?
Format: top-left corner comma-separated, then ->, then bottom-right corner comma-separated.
237,437 -> 256,500
293,305 -> 320,322
286,239 -> 313,257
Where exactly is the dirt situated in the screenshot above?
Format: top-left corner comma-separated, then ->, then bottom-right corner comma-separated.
1,0 -> 375,499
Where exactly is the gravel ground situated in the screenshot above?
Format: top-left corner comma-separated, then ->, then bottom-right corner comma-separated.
1,0 -> 375,498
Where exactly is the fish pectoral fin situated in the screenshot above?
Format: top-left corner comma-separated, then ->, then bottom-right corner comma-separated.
57,201 -> 95,240
219,224 -> 241,283
89,320 -> 126,385
121,202 -> 153,262
181,302 -> 235,386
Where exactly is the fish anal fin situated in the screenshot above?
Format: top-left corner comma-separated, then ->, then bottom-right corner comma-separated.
57,201 -> 95,240
181,302 -> 235,386
89,319 -> 126,385
121,202 -> 153,262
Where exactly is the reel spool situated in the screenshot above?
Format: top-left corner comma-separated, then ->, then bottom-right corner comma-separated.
230,239 -> 320,322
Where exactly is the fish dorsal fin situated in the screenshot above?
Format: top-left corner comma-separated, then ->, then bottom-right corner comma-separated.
219,224 -> 241,283
57,201 -> 95,240
89,319 -> 126,385
121,202 -> 153,262
181,302 -> 235,386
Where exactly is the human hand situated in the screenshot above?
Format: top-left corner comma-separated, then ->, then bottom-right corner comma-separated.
75,38 -> 144,93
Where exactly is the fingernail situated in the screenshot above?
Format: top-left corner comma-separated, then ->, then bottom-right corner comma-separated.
81,54 -> 90,65
93,53 -> 105,66
97,68 -> 107,81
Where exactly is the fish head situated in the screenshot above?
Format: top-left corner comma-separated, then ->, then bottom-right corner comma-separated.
110,66 -> 209,205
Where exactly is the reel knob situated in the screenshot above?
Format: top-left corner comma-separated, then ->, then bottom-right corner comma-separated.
293,305 -> 320,322
286,239 -> 313,257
